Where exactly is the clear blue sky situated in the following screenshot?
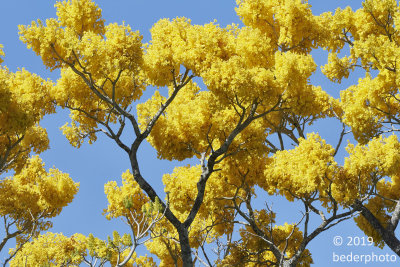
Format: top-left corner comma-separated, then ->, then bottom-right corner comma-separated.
0,1 -> 398,266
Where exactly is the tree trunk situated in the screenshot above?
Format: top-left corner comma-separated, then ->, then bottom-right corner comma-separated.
129,152 -> 194,266
178,226 -> 193,267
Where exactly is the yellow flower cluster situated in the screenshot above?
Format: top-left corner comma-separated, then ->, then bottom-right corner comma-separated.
9,231 -> 156,267
0,63 -> 55,172
9,232 -> 87,266
236,0 -> 325,53
321,0 -> 400,144
145,236 -> 182,267
138,82 -> 216,160
0,156 -> 79,243
17,0 -> 400,264
55,0 -> 105,36
144,18 -> 236,87
220,222 -> 313,266
345,135 -> 400,178
143,4 -> 335,118
103,164 -> 243,266
164,165 -> 239,236
320,6 -> 354,53
262,133 -> 400,211
274,52 -> 336,117
321,53 -> 354,83
19,0 -> 105,70
263,133 -> 336,201
104,169 -> 149,223
333,135 -> 400,207
322,0 -> 397,53
137,81 -> 271,161
340,72 -> 399,143
19,0 -> 146,147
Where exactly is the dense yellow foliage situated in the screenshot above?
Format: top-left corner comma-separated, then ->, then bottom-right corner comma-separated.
162,165 -> 238,237
0,45 -> 78,262
0,59 -> 55,172
235,0 -> 325,54
262,133 -> 336,201
322,0 -> 400,143
0,156 -> 78,244
346,136 -> 400,245
103,169 -> 152,241
103,166 -> 239,265
12,0 -> 400,265
10,168 -> 157,266
19,0 -> 146,148
221,223 -> 313,266
143,14 -> 336,119
137,81 -> 271,162
319,0 -> 400,248
9,233 -> 87,266
9,231 -> 156,267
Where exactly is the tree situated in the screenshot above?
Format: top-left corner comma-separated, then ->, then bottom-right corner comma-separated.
4,0 -> 400,266
321,0 -> 400,256
9,171 -> 161,266
0,45 -> 79,265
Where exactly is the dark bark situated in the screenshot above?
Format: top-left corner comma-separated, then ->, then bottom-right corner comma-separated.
0,230 -> 22,252
129,150 -> 195,266
178,227 -> 193,267
353,199 -> 400,256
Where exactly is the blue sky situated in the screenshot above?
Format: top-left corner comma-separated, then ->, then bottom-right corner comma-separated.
0,0 -> 398,266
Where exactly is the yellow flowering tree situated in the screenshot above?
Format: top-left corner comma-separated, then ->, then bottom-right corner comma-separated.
0,46 -> 53,174
320,0 -> 400,256
12,0 -> 400,266
0,46 -> 79,265
9,231 -> 157,267
10,170 -> 164,267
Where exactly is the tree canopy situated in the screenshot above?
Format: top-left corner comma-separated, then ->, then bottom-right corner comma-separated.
2,0 -> 400,266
